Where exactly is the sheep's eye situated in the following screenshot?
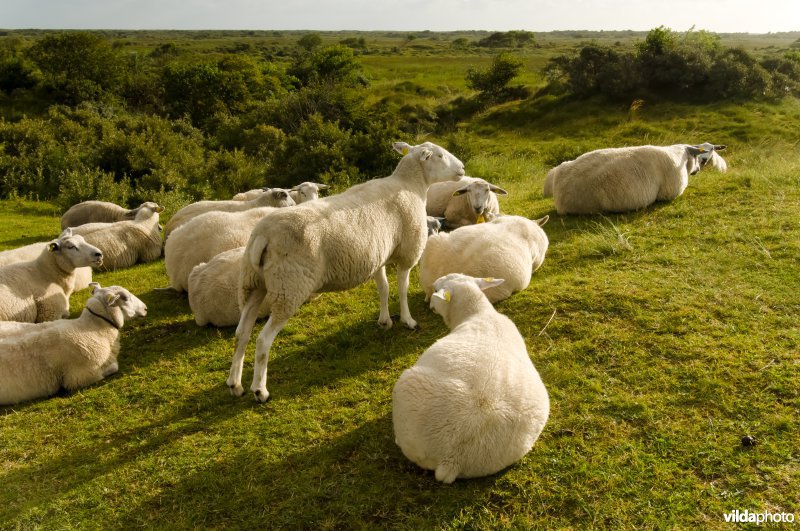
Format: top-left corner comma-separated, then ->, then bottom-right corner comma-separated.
438,154 -> 444,159
66,245 -> 76,250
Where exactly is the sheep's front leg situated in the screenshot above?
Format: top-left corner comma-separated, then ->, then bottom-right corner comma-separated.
397,266 -> 418,330
227,287 -> 266,397
250,314 -> 289,403
373,266 -> 393,329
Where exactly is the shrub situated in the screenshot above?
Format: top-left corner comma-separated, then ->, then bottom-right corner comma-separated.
466,52 -> 525,101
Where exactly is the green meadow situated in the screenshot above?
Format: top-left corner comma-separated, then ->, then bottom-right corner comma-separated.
1,29 -> 799,528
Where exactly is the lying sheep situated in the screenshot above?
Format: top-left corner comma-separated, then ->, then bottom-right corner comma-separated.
228,141 -> 465,402
164,188 -> 294,238
71,203 -> 164,271
549,143 -> 727,214
0,283 -> 147,405
188,247 -> 271,327
61,201 -> 161,230
419,215 -> 550,303
0,242 -> 93,291
164,207 -> 275,292
233,182 -> 329,204
392,273 -> 550,483
0,229 -> 103,322
426,176 -> 507,228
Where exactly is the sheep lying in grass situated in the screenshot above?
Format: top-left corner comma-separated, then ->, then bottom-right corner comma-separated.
71,203 -> 164,271
0,229 -> 103,322
228,141 -> 465,402
0,283 -> 147,405
0,243 -> 93,291
549,143 -> 728,214
419,215 -> 549,303
164,207 -> 276,292
188,247 -> 273,327
164,188 -> 294,238
426,177 -> 507,228
61,201 -> 161,230
392,273 -> 550,483
233,182 -> 329,204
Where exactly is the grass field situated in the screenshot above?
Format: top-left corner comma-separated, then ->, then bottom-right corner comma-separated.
1,30 -> 800,528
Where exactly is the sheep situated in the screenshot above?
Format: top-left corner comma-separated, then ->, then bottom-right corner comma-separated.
426,216 -> 446,236
426,176 -> 507,229
164,188 -> 295,238
0,283 -> 147,405
69,203 -> 164,271
419,214 -> 550,304
187,247 -> 269,327
227,140 -> 465,402
164,207 -> 276,293
392,273 -> 550,483
0,242 -> 93,291
0,229 -> 103,322
60,201 -> 161,230
233,182 -> 329,204
549,143 -> 728,214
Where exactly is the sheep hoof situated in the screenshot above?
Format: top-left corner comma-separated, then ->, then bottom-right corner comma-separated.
378,317 -> 394,330
403,318 -> 419,330
228,383 -> 245,397
253,389 -> 271,403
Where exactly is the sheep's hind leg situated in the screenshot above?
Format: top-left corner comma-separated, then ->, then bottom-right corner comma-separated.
250,311 -> 292,403
373,266 -> 393,330
397,266 -> 418,330
227,287 -> 266,397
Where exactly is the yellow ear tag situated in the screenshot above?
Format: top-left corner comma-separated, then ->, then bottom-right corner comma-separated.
483,277 -> 494,282
444,291 -> 451,303
698,148 -> 706,153
402,147 -> 409,156
477,214 -> 486,223
105,293 -> 115,304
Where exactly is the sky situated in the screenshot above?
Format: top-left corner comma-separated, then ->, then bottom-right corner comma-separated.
2,0 -> 799,34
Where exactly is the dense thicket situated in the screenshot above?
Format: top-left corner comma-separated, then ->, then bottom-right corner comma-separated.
544,27 -> 800,101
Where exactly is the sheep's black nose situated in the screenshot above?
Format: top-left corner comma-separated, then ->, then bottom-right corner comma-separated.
94,251 -> 103,258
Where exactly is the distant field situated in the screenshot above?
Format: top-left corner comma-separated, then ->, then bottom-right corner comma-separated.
0,29 -> 799,528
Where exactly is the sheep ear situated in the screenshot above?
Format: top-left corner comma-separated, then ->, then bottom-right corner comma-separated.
687,146 -> 705,157
393,142 -> 412,155
155,205 -> 165,213
315,183 -> 330,190
48,242 -> 60,252
452,185 -> 469,197
714,144 -> 727,151
58,227 -> 73,238
475,277 -> 504,290
419,148 -> 433,161
89,282 -> 101,293
536,215 -> 549,227
488,184 -> 508,195
105,292 -> 120,306
432,289 -> 451,303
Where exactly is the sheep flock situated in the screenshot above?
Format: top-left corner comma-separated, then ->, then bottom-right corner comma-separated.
0,139 -> 729,483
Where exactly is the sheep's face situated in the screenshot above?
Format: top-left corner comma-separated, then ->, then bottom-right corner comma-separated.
91,283 -> 148,321
394,141 -> 465,184
134,202 -> 164,220
49,229 -> 103,268
292,182 -> 329,203
452,178 -> 508,218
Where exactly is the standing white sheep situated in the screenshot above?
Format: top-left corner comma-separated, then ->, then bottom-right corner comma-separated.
0,283 -> 147,405
0,229 -> 103,322
426,176 -> 507,228
233,182 -> 329,204
392,273 -> 550,483
419,214 -> 550,303
228,141 -> 465,402
164,188 -> 294,238
549,143 -> 727,214
61,201 -> 161,230
71,203 -> 164,271
164,207 -> 276,292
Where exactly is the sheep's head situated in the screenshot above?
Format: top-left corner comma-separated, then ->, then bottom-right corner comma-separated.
687,143 -> 727,175
430,273 -> 504,324
134,202 -> 165,220
291,182 -> 329,203
451,177 -> 508,220
49,229 -> 103,268
88,283 -> 147,328
260,188 -> 296,208
426,216 -> 446,236
393,141 -> 465,185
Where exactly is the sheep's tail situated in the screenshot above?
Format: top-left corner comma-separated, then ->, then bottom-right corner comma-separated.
239,233 -> 269,297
